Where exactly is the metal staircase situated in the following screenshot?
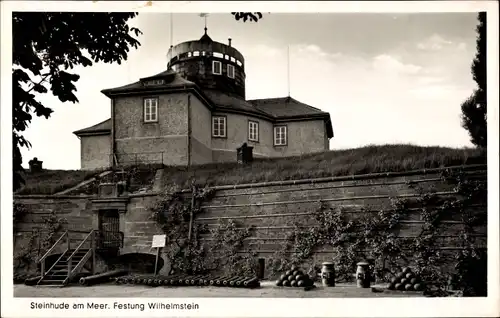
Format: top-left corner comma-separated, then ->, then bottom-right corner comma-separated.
37,230 -> 123,287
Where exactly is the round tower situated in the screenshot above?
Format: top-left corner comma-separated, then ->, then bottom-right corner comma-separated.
166,28 -> 246,99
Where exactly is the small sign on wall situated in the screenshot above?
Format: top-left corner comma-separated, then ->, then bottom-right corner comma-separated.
152,234 -> 166,248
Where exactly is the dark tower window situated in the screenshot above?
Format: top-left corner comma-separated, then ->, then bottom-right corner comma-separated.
227,64 -> 235,79
212,61 -> 222,75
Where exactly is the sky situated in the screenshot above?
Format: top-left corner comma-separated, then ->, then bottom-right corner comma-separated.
19,12 -> 480,170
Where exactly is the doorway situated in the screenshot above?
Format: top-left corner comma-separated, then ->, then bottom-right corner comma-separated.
98,209 -> 120,249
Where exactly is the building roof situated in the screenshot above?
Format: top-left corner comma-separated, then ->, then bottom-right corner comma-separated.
101,69 -> 197,97
73,118 -> 111,137
199,28 -> 213,43
95,70 -> 333,138
249,96 -> 328,118
202,90 -> 270,118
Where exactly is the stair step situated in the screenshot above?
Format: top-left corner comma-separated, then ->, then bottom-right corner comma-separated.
37,285 -> 65,288
60,258 -> 84,263
64,252 -> 88,256
48,270 -> 68,274
59,258 -> 84,262
39,280 -> 65,284
43,275 -> 68,279
53,264 -> 79,268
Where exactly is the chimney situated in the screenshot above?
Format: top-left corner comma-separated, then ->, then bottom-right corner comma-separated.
28,157 -> 43,173
237,143 -> 253,164
228,38 -> 232,47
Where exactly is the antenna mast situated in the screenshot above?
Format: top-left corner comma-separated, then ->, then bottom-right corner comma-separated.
287,45 -> 291,97
167,13 -> 174,64
170,12 -> 174,48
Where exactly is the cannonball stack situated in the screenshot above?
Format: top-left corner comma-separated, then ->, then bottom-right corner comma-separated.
275,265 -> 315,288
387,267 -> 424,291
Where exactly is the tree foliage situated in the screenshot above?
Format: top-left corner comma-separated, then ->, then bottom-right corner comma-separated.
231,12 -> 263,22
461,12 -> 487,148
12,12 -> 142,191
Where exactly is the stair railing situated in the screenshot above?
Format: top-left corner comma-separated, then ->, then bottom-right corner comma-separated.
37,250 -> 70,285
38,231 -> 69,281
66,230 -> 95,284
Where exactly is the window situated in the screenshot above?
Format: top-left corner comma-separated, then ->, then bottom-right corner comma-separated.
144,98 -> 158,123
227,64 -> 235,79
274,126 -> 287,146
212,116 -> 226,137
212,61 -> 222,75
248,121 -> 259,142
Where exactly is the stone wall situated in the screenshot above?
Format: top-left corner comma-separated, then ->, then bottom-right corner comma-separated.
113,93 -> 189,166
14,196 -> 95,258
189,94 -> 213,165
80,134 -> 112,170
210,113 -> 328,162
193,165 -> 487,276
81,92 -> 328,167
13,164 -> 487,278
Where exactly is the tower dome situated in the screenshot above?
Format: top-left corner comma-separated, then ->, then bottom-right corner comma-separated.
166,28 -> 246,99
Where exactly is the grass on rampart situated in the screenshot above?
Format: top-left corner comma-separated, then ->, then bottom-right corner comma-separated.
15,144 -> 486,195
16,169 -> 105,195
162,144 -> 486,189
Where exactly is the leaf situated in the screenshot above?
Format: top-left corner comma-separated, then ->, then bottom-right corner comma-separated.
12,12 -> 142,191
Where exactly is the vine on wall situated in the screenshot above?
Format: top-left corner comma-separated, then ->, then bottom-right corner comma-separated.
269,169 -> 487,296
13,205 -> 68,278
150,182 -> 257,276
150,169 -> 486,295
442,169 -> 487,296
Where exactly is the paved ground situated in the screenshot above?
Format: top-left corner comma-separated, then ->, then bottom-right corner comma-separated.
14,282 -> 424,298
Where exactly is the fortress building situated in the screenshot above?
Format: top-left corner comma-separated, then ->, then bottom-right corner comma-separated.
74,28 -> 334,169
